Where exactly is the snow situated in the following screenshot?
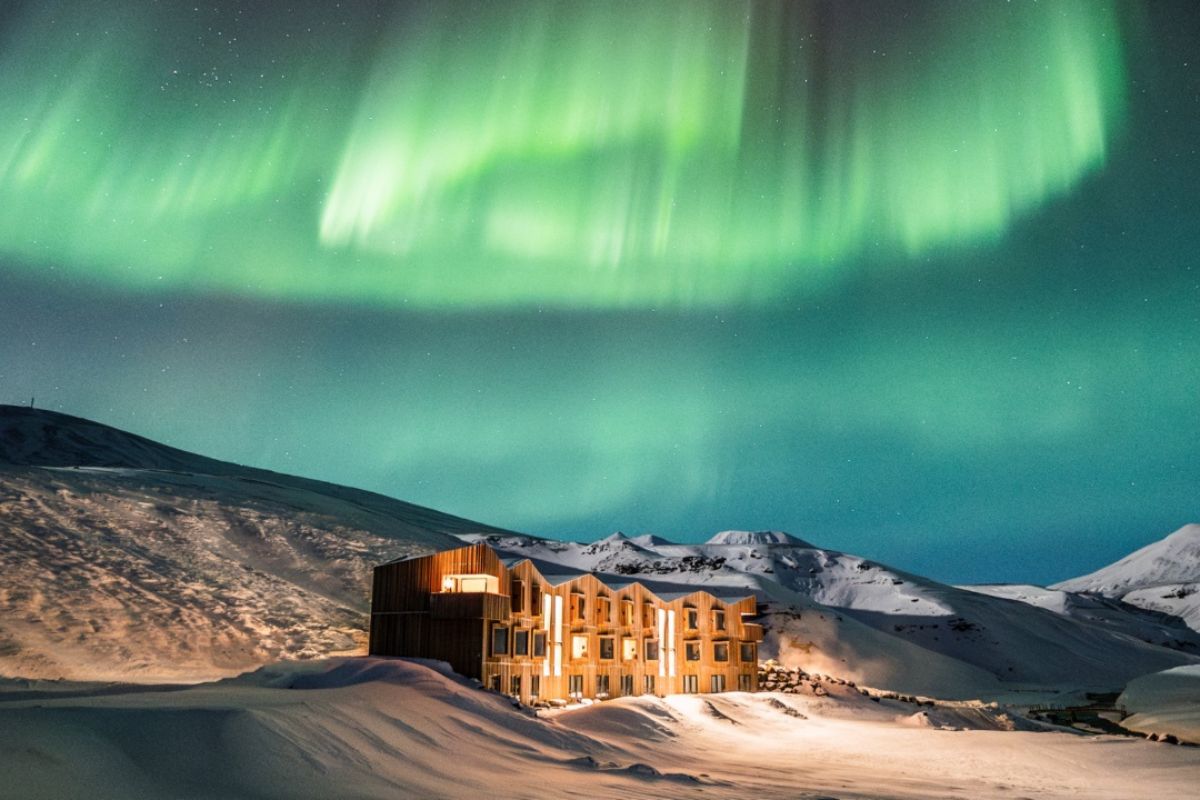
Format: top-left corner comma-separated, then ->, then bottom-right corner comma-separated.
1053,524 -> 1200,632
705,529 -> 814,547
2,657 -> 1196,800
1119,664 -> 1200,745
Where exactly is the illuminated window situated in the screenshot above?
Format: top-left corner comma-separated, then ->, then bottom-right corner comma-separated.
514,629 -> 529,656
441,573 -> 499,594
599,636 -> 614,660
739,642 -> 756,663
532,631 -> 547,658
685,642 -> 700,661
644,639 -> 659,661
491,625 -> 509,656
622,637 -> 637,660
571,635 -> 588,660
713,642 -> 729,662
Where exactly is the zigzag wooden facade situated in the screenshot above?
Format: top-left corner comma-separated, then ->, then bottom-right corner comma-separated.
369,542 -> 763,702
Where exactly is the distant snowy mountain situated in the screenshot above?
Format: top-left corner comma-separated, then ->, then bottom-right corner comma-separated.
1052,524 -> 1200,632
463,530 -> 1200,699
0,406 -> 507,681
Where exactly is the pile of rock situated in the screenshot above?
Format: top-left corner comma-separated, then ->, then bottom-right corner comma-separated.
757,659 -> 857,697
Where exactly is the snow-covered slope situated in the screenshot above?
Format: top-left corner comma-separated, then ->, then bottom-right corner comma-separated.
464,532 -> 1200,699
3,657 -> 1198,800
0,406 -> 507,681
1052,525 -> 1200,632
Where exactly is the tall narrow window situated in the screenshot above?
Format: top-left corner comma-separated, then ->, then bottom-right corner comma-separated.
644,674 -> 656,694
622,599 -> 635,626
571,593 -> 586,622
531,674 -> 541,697
530,583 -> 542,614
683,675 -> 698,693
738,674 -> 752,692
511,579 -> 525,614
686,608 -> 698,630
642,602 -> 654,627
514,629 -> 529,656
597,674 -> 610,695
532,631 -> 547,658
491,625 -> 509,656
569,675 -> 583,697
511,675 -> 522,696
711,674 -> 726,693
713,609 -> 726,631
620,674 -> 633,696
596,597 -> 611,625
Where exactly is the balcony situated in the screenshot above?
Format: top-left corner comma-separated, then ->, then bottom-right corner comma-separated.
742,623 -> 764,642
431,591 -> 511,620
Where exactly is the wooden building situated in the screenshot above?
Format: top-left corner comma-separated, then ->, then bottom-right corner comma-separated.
369,541 -> 763,703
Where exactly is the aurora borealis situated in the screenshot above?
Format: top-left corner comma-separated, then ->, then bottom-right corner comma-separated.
2,1 -> 1198,583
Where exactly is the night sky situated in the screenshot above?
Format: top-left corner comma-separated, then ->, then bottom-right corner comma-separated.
1,1 -> 1197,584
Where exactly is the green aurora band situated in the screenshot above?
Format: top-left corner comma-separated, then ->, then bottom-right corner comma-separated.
0,1 -> 1126,308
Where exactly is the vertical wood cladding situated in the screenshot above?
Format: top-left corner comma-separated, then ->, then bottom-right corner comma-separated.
370,542 -> 760,702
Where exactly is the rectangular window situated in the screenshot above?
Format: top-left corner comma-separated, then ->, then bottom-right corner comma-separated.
530,583 -> 542,613
711,674 -> 726,693
686,608 -> 698,630
713,609 -> 726,631
683,675 -> 698,693
597,597 -> 611,624
713,642 -> 729,662
514,629 -> 529,656
685,642 -> 700,661
738,674 -> 752,692
622,637 -> 637,661
490,675 -> 501,692
739,642 -> 756,663
511,675 -> 521,696
491,625 -> 509,656
620,674 -> 634,696
531,674 -> 541,698
644,674 -> 656,694
571,634 -> 588,660
569,675 -> 583,697
571,593 -> 586,622
511,579 -> 525,614
645,639 -> 659,661
642,602 -> 655,627
597,674 -> 610,695
442,573 -> 499,594
532,631 -> 547,658
622,600 -> 635,626
599,636 -> 615,660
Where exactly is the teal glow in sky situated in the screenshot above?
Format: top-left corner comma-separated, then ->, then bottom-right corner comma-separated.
0,0 -> 1125,307
2,1 -> 1197,584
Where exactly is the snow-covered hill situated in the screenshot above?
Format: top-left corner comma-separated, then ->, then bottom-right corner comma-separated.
1052,525 -> 1200,632
463,531 -> 1200,699
0,406 -> 507,681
